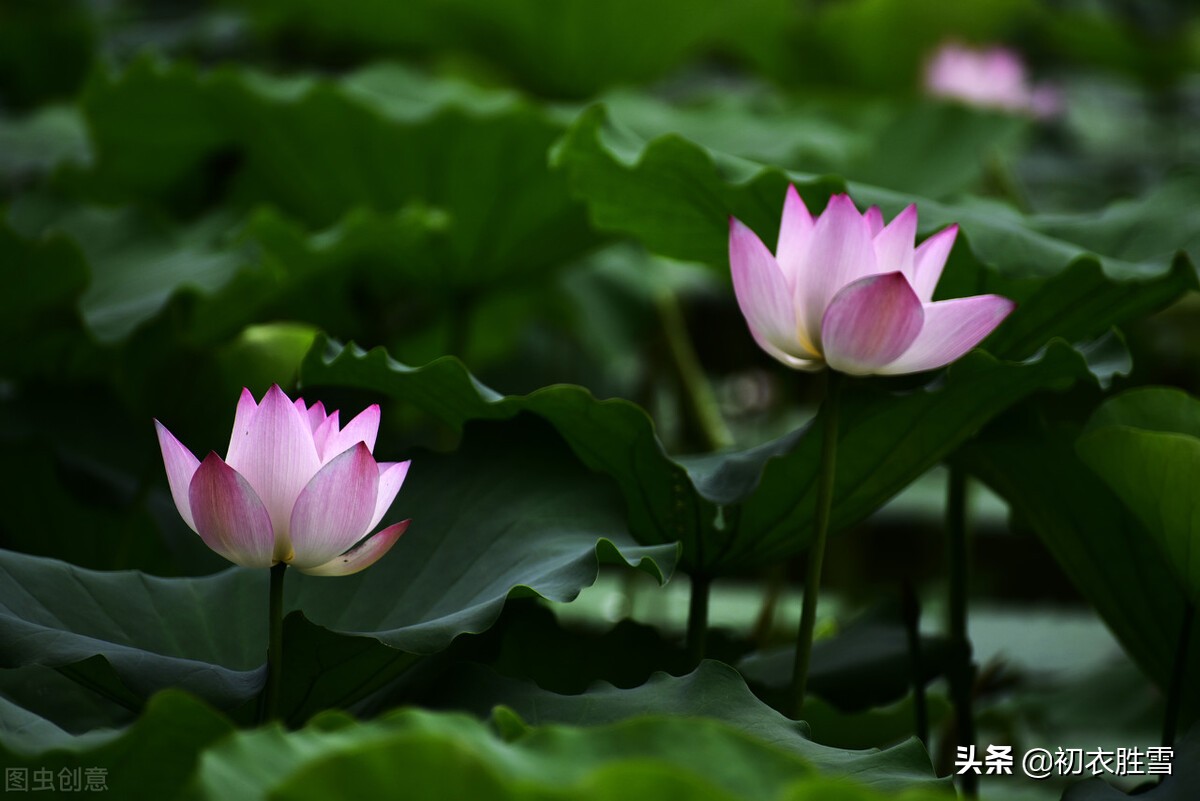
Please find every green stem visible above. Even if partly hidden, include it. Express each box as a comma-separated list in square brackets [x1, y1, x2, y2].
[751, 563, 787, 647]
[1162, 601, 1195, 748]
[790, 370, 843, 718]
[686, 573, 711, 665]
[656, 289, 733, 452]
[902, 581, 929, 748]
[946, 467, 977, 798]
[262, 562, 287, 724]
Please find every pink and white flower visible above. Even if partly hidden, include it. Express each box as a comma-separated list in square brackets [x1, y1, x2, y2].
[729, 187, 1014, 376]
[924, 42, 1061, 118]
[155, 385, 410, 575]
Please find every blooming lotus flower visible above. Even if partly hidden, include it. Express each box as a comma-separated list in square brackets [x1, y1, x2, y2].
[155, 385, 410, 575]
[924, 42, 1061, 119]
[729, 187, 1014, 375]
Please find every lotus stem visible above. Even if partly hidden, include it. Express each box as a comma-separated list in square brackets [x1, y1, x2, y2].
[1163, 601, 1195, 748]
[790, 369, 843, 718]
[902, 580, 929, 747]
[946, 466, 978, 798]
[751, 563, 787, 647]
[656, 288, 733, 453]
[687, 572, 712, 664]
[262, 561, 287, 723]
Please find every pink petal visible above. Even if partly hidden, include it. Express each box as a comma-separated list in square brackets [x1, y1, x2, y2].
[313, 410, 340, 462]
[188, 453, 276, 568]
[305, 401, 327, 433]
[730, 218, 815, 359]
[155, 420, 200, 533]
[288, 442, 380, 569]
[293, 397, 326, 434]
[225, 388, 258, 466]
[911, 225, 957, 302]
[321, 404, 381, 462]
[864, 206, 884, 237]
[298, 520, 409, 577]
[368, 461, 411, 532]
[876, 295, 1016, 375]
[775, 185, 814, 289]
[873, 204, 917, 279]
[225, 384, 321, 549]
[796, 194, 876, 353]
[821, 272, 924, 375]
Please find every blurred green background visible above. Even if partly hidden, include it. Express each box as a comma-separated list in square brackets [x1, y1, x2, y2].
[2, 1, 1199, 798]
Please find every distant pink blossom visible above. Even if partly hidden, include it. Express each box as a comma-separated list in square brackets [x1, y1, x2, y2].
[156, 386, 410, 575]
[729, 186, 1014, 376]
[924, 42, 1061, 118]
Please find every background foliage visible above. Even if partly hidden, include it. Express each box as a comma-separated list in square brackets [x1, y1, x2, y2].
[2, 0, 1199, 799]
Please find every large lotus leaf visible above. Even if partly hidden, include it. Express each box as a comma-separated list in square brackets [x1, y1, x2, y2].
[1, 194, 452, 356]
[957, 414, 1200, 727]
[6, 199, 250, 344]
[0, 690, 232, 801]
[0, 665, 135, 741]
[0, 549, 266, 708]
[284, 418, 673, 651]
[0, 105, 91, 183]
[415, 600, 939, 732]
[182, 205, 444, 346]
[302, 335, 1094, 574]
[192, 693, 949, 801]
[80, 58, 596, 282]
[1077, 388, 1200, 604]
[226, 0, 796, 99]
[421, 661, 945, 794]
[0, 216, 91, 376]
[0, 419, 673, 711]
[74, 57, 233, 207]
[601, 90, 1030, 200]
[550, 106, 1198, 360]
[438, 602, 952, 752]
[29, 60, 600, 348]
[0, 666, 942, 799]
[424, 601, 698, 697]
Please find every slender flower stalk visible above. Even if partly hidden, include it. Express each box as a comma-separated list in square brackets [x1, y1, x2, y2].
[790, 369, 842, 716]
[657, 288, 734, 453]
[263, 562, 287, 722]
[902, 580, 929, 747]
[658, 285, 731, 664]
[946, 467, 978, 799]
[686, 573, 711, 665]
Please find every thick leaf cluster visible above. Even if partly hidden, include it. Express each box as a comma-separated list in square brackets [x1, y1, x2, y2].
[2, 1, 1200, 798]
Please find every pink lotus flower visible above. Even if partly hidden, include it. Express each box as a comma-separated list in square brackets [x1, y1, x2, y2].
[155, 386, 410, 575]
[924, 42, 1061, 118]
[729, 187, 1014, 375]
